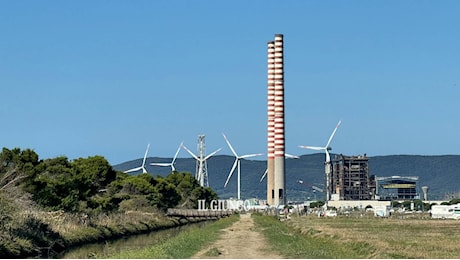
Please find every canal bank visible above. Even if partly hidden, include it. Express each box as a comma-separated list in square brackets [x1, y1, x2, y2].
[15, 211, 206, 259]
[109, 213, 240, 258]
[59, 221, 211, 258]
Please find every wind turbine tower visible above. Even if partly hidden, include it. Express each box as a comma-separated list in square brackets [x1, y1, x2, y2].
[299, 120, 342, 204]
[183, 135, 221, 187]
[222, 133, 263, 200]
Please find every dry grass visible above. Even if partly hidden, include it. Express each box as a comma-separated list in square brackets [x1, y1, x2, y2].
[23, 209, 168, 236]
[287, 214, 460, 258]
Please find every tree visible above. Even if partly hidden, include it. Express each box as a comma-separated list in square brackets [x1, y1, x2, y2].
[24, 155, 119, 212]
[449, 198, 460, 205]
[309, 201, 325, 209]
[26, 156, 75, 210]
[71, 156, 117, 198]
[120, 174, 156, 195]
[166, 172, 201, 208]
[0, 148, 40, 192]
[151, 177, 181, 211]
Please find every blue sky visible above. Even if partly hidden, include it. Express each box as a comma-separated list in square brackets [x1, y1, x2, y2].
[1, 1, 459, 165]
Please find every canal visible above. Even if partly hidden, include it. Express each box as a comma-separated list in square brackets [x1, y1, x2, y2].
[55, 221, 210, 258]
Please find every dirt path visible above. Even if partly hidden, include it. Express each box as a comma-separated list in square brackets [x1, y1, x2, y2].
[192, 213, 283, 259]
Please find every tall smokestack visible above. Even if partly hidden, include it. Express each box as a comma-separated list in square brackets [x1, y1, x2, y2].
[273, 34, 286, 206]
[267, 41, 275, 205]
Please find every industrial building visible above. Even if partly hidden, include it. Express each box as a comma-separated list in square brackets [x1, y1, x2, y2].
[331, 154, 376, 200]
[329, 154, 420, 203]
[375, 176, 419, 201]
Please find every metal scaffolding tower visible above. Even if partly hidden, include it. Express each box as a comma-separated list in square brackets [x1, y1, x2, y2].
[183, 134, 221, 188]
[196, 135, 209, 187]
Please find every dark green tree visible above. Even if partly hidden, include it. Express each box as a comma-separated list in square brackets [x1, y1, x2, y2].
[449, 198, 460, 205]
[150, 177, 181, 211]
[120, 174, 156, 195]
[29, 156, 76, 211]
[166, 172, 201, 208]
[191, 186, 218, 209]
[71, 156, 117, 198]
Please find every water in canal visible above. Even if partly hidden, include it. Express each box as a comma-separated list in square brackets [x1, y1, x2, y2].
[57, 221, 209, 259]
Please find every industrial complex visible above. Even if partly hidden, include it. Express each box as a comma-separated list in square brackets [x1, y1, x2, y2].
[263, 34, 428, 209]
[126, 34, 448, 211]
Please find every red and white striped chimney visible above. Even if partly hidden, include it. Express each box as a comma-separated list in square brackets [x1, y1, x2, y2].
[267, 40, 275, 205]
[266, 34, 286, 206]
[273, 34, 285, 206]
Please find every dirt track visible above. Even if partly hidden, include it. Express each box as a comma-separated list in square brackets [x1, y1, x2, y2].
[192, 213, 282, 259]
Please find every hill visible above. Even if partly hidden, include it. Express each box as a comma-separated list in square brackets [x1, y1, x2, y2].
[113, 154, 460, 201]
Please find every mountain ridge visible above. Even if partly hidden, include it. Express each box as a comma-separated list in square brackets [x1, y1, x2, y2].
[113, 154, 460, 201]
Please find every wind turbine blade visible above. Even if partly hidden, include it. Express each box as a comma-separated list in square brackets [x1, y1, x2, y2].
[171, 142, 182, 164]
[224, 158, 239, 188]
[204, 148, 222, 160]
[326, 120, 342, 148]
[240, 153, 263, 159]
[222, 133, 238, 157]
[150, 163, 171, 167]
[299, 145, 325, 151]
[182, 145, 199, 161]
[285, 153, 299, 159]
[260, 169, 268, 182]
[124, 166, 143, 173]
[142, 143, 150, 167]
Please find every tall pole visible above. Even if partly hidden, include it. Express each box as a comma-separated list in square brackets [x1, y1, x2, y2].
[267, 40, 275, 205]
[273, 34, 286, 206]
[237, 160, 241, 200]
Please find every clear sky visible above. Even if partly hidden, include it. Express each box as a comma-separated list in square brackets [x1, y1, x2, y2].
[1, 1, 459, 165]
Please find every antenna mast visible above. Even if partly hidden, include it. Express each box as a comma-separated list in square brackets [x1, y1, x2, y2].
[196, 134, 209, 187]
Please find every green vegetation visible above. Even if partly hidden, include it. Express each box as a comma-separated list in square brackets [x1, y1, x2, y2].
[109, 214, 239, 258]
[0, 147, 218, 258]
[252, 214, 361, 258]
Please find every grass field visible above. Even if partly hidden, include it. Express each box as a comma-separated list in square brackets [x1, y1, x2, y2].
[280, 214, 460, 258]
[109, 214, 240, 259]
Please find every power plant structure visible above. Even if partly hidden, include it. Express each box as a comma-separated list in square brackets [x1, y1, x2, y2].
[331, 154, 375, 200]
[329, 154, 420, 203]
[375, 175, 419, 201]
[266, 34, 286, 206]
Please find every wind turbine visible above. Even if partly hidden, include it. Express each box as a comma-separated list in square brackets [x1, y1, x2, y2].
[259, 153, 299, 182]
[124, 143, 150, 174]
[182, 144, 221, 187]
[150, 142, 182, 172]
[299, 120, 342, 202]
[222, 133, 263, 200]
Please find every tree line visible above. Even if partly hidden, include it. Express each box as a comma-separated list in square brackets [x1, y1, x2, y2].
[0, 147, 217, 214]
